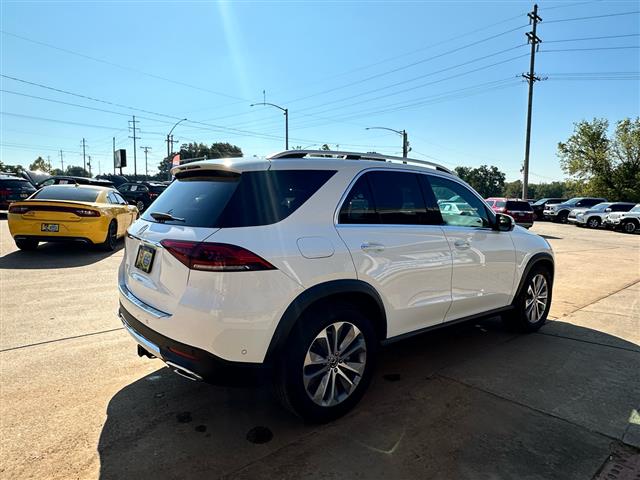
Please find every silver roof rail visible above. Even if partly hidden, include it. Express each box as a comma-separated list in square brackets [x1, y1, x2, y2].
[266, 149, 454, 175]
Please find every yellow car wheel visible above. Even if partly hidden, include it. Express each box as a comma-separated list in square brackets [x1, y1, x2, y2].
[16, 239, 39, 251]
[100, 220, 118, 251]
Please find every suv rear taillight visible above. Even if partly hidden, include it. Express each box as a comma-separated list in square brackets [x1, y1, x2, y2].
[160, 240, 276, 272]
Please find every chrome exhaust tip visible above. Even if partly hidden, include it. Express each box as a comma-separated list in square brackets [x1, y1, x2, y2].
[166, 361, 203, 382]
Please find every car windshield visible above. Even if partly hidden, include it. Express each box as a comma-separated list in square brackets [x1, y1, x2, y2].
[589, 203, 612, 211]
[1, 180, 34, 190]
[564, 198, 582, 205]
[32, 186, 100, 202]
[532, 198, 549, 206]
[630, 205, 640, 213]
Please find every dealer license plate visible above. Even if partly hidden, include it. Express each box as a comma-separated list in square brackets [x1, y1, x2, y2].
[135, 245, 156, 273]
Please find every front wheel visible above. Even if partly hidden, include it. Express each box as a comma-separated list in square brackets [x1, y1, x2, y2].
[275, 302, 377, 423]
[557, 211, 569, 224]
[622, 220, 638, 234]
[586, 217, 601, 229]
[503, 266, 552, 332]
[135, 200, 145, 212]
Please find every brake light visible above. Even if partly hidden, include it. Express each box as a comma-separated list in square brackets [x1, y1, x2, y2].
[160, 240, 276, 272]
[0, 189, 11, 196]
[74, 209, 100, 217]
[8, 205, 29, 214]
[149, 193, 159, 198]
[495, 207, 506, 212]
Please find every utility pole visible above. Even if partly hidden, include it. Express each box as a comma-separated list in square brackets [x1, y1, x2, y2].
[59, 150, 64, 172]
[98, 159, 101, 177]
[129, 116, 140, 177]
[81, 138, 87, 176]
[365, 126, 410, 157]
[112, 137, 116, 175]
[250, 100, 289, 150]
[87, 155, 92, 177]
[140, 146, 152, 178]
[521, 4, 542, 200]
[47, 155, 51, 172]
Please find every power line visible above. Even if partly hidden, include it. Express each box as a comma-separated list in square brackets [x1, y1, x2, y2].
[540, 46, 640, 52]
[544, 10, 640, 23]
[545, 33, 640, 43]
[0, 30, 250, 103]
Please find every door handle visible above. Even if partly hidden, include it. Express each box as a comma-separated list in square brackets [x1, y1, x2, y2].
[454, 239, 471, 250]
[361, 242, 385, 253]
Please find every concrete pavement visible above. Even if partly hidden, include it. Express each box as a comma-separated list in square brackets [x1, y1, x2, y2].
[0, 219, 638, 479]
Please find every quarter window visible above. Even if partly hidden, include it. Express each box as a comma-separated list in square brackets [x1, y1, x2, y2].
[425, 175, 490, 228]
[367, 171, 428, 225]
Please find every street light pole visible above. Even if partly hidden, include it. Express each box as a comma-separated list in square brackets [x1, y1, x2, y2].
[166, 118, 187, 179]
[251, 102, 288, 150]
[366, 127, 409, 157]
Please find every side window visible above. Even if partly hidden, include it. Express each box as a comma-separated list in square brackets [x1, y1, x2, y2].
[40, 179, 55, 186]
[129, 185, 138, 192]
[119, 184, 130, 192]
[425, 175, 491, 228]
[367, 171, 427, 225]
[339, 175, 378, 224]
[612, 204, 628, 212]
[106, 192, 116, 204]
[114, 193, 128, 205]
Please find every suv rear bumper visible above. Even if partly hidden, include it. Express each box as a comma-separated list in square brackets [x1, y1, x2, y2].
[119, 304, 270, 386]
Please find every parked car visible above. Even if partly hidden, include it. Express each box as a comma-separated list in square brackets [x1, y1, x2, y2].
[603, 204, 640, 233]
[37, 176, 115, 188]
[568, 202, 636, 228]
[8, 184, 138, 251]
[0, 174, 37, 212]
[543, 197, 607, 223]
[486, 197, 534, 228]
[117, 181, 167, 212]
[118, 150, 554, 422]
[531, 198, 567, 221]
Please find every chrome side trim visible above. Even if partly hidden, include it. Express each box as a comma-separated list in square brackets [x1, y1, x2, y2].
[120, 313, 161, 356]
[118, 281, 171, 318]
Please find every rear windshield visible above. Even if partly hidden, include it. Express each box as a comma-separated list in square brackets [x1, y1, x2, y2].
[142, 169, 336, 227]
[32, 186, 100, 202]
[149, 184, 167, 193]
[506, 201, 532, 211]
[1, 179, 34, 190]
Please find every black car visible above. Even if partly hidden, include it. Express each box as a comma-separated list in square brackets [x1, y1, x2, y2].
[0, 174, 36, 212]
[531, 198, 567, 220]
[117, 182, 167, 212]
[36, 176, 115, 188]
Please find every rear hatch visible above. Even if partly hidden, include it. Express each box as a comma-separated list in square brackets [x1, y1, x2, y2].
[0, 179, 36, 207]
[505, 200, 533, 223]
[122, 163, 336, 315]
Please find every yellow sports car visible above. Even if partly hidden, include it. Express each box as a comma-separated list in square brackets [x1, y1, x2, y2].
[8, 184, 138, 251]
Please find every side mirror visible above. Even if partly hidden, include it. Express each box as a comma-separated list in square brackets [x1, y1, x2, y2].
[605, 208, 612, 212]
[494, 213, 514, 232]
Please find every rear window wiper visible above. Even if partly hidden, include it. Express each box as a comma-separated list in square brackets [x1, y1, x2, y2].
[149, 211, 185, 223]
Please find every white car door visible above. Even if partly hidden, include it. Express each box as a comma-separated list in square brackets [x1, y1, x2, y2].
[336, 170, 453, 337]
[424, 174, 516, 321]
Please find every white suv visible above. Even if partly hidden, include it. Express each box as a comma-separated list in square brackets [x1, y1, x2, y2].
[118, 150, 554, 422]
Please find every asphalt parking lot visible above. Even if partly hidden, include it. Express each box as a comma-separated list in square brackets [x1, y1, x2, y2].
[1, 219, 638, 479]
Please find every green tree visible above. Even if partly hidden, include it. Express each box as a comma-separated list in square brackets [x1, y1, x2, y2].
[454, 165, 506, 198]
[158, 141, 243, 175]
[557, 117, 640, 202]
[0, 161, 24, 175]
[65, 165, 90, 177]
[29, 156, 51, 173]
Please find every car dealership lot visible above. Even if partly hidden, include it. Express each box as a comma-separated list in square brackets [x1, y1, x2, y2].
[0, 219, 638, 479]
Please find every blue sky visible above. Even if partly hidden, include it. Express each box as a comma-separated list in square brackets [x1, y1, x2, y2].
[1, 0, 638, 181]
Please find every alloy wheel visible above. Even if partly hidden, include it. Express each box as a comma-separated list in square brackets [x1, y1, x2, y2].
[303, 321, 367, 407]
[587, 218, 599, 228]
[525, 274, 548, 324]
[136, 200, 145, 212]
[624, 222, 637, 233]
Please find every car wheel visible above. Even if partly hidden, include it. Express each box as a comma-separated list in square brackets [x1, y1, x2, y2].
[503, 266, 552, 333]
[136, 200, 145, 212]
[100, 220, 118, 251]
[557, 211, 569, 224]
[15, 239, 39, 251]
[622, 220, 638, 234]
[275, 302, 377, 423]
[587, 217, 601, 229]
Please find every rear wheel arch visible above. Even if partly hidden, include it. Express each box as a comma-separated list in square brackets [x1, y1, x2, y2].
[265, 280, 387, 364]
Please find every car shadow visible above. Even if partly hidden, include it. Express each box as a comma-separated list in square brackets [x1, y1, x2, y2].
[539, 234, 562, 240]
[97, 319, 639, 479]
[0, 240, 124, 269]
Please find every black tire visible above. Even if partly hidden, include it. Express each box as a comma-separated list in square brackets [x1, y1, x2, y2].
[15, 238, 39, 251]
[586, 217, 601, 229]
[557, 211, 569, 224]
[135, 200, 145, 212]
[274, 302, 377, 423]
[503, 265, 552, 333]
[100, 220, 118, 251]
[622, 220, 638, 234]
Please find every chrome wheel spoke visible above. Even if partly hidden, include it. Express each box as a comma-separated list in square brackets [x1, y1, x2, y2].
[525, 274, 548, 324]
[303, 321, 367, 407]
